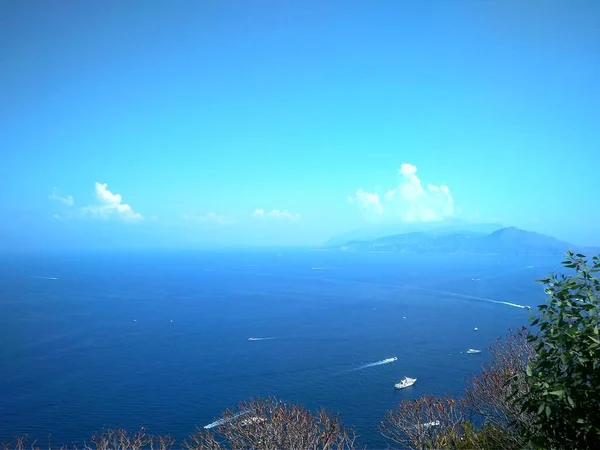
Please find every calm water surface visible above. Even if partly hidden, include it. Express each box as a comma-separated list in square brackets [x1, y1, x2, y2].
[0, 250, 559, 447]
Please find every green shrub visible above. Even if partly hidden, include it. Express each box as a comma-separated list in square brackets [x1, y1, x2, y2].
[515, 251, 600, 449]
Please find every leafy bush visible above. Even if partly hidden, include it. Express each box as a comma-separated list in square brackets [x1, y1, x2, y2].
[516, 251, 600, 449]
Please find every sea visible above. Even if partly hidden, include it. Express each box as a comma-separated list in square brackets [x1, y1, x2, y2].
[0, 249, 561, 448]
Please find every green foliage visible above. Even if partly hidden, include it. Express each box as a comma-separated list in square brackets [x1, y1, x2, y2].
[516, 251, 600, 449]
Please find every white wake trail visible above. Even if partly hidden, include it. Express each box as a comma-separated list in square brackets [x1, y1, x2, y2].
[248, 337, 275, 341]
[351, 357, 398, 371]
[406, 286, 530, 310]
[204, 411, 250, 429]
[488, 301, 531, 309]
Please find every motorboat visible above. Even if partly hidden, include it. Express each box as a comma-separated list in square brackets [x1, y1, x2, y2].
[395, 376, 417, 389]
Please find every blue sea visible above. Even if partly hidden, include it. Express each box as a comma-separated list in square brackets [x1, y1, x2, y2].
[0, 249, 560, 448]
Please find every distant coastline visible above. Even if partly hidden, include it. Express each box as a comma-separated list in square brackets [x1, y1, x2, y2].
[325, 224, 598, 256]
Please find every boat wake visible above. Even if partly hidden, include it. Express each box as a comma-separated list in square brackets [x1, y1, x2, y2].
[33, 276, 58, 280]
[248, 337, 274, 341]
[351, 357, 398, 371]
[407, 286, 530, 310]
[204, 411, 250, 429]
[488, 300, 531, 309]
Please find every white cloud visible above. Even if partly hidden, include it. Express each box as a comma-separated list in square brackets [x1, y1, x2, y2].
[350, 163, 454, 222]
[252, 209, 301, 221]
[348, 189, 383, 216]
[81, 182, 143, 222]
[49, 188, 74, 206]
[200, 212, 226, 224]
[184, 212, 232, 225]
[52, 213, 64, 221]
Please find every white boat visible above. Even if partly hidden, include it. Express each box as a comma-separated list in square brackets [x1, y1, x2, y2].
[395, 376, 417, 389]
[473, 327, 478, 331]
[467, 348, 481, 354]
[414, 420, 441, 430]
[240, 417, 266, 427]
[423, 420, 440, 428]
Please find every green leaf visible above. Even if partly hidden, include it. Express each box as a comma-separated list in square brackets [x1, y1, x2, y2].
[526, 365, 532, 377]
[545, 405, 551, 417]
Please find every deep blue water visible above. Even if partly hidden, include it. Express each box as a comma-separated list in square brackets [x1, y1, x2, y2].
[0, 250, 560, 447]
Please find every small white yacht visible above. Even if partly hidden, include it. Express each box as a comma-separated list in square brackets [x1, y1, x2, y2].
[473, 327, 478, 331]
[395, 376, 417, 389]
[467, 348, 482, 354]
[240, 417, 266, 427]
[416, 420, 441, 429]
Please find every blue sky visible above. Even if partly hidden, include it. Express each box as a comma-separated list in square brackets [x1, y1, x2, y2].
[1, 0, 599, 249]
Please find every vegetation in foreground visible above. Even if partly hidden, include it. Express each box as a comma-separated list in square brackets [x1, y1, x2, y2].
[4, 252, 599, 450]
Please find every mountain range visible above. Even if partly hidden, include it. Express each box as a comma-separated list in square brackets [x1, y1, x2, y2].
[323, 219, 504, 247]
[325, 222, 596, 256]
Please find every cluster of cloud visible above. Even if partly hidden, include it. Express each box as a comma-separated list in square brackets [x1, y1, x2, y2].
[49, 182, 143, 222]
[182, 209, 301, 225]
[81, 182, 143, 221]
[50, 167, 451, 229]
[49, 183, 303, 228]
[252, 209, 301, 221]
[349, 163, 454, 222]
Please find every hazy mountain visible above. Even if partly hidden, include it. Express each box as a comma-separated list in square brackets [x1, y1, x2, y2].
[324, 219, 504, 247]
[331, 226, 586, 256]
